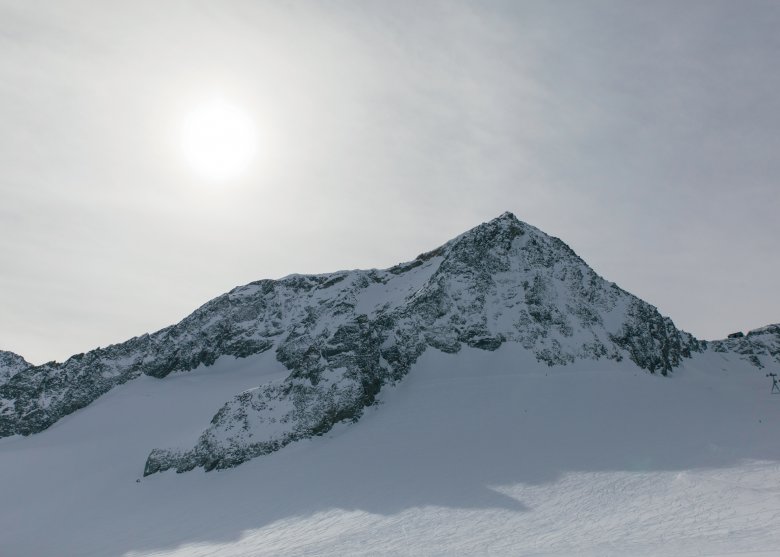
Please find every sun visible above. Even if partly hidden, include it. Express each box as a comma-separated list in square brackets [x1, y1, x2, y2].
[179, 99, 258, 182]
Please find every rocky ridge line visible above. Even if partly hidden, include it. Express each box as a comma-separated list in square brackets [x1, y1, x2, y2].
[0, 351, 31, 385]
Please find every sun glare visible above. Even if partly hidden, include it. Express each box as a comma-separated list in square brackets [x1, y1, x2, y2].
[180, 99, 258, 182]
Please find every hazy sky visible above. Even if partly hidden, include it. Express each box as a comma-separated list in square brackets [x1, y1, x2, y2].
[1, 0, 778, 364]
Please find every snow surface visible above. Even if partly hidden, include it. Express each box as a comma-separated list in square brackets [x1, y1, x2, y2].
[1, 345, 780, 556]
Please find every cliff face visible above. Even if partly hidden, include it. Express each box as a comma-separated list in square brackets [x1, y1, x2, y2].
[0, 351, 30, 385]
[0, 213, 708, 473]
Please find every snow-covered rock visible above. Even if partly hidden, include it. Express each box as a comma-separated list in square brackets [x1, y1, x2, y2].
[709, 323, 780, 368]
[0, 350, 30, 385]
[0, 211, 759, 476]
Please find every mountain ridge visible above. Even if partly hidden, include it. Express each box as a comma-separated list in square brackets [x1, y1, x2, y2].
[0, 212, 776, 476]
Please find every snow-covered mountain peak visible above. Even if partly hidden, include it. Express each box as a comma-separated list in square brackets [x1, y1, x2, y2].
[2, 213, 779, 557]
[0, 212, 724, 474]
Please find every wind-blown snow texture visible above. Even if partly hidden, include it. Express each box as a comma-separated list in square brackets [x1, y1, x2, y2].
[0, 212, 775, 478]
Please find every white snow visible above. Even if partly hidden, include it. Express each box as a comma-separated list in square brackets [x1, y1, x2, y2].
[1, 346, 780, 556]
[354, 258, 443, 316]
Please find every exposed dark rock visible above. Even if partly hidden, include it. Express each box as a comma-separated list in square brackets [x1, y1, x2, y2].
[0, 350, 30, 385]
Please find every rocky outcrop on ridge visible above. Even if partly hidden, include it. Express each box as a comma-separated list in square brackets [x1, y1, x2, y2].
[709, 324, 780, 369]
[0, 351, 30, 385]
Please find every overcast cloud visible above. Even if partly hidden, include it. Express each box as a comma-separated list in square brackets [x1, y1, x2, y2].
[1, 0, 778, 364]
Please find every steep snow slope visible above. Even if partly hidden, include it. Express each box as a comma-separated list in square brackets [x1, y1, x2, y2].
[1, 213, 703, 475]
[0, 345, 779, 557]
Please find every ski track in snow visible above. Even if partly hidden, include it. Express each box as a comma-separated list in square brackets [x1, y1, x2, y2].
[1, 346, 780, 556]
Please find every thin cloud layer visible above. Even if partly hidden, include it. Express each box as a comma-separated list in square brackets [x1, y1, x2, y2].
[0, 0, 778, 363]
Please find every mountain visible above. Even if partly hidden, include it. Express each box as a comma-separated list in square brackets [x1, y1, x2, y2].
[2, 212, 780, 557]
[0, 212, 775, 478]
[0, 350, 30, 385]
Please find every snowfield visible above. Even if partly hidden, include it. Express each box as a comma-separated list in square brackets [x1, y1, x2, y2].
[1, 344, 779, 557]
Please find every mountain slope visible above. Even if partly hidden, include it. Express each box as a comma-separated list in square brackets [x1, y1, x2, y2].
[1, 212, 780, 557]
[0, 213, 701, 474]
[144, 213, 704, 475]
[0, 213, 704, 474]
[1, 343, 779, 557]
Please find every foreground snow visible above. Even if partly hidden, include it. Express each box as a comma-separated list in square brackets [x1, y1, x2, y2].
[1, 345, 779, 556]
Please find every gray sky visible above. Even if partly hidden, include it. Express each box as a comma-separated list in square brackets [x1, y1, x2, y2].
[1, 0, 778, 365]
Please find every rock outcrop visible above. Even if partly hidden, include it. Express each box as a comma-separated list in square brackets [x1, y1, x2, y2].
[710, 324, 780, 369]
[0, 350, 30, 385]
